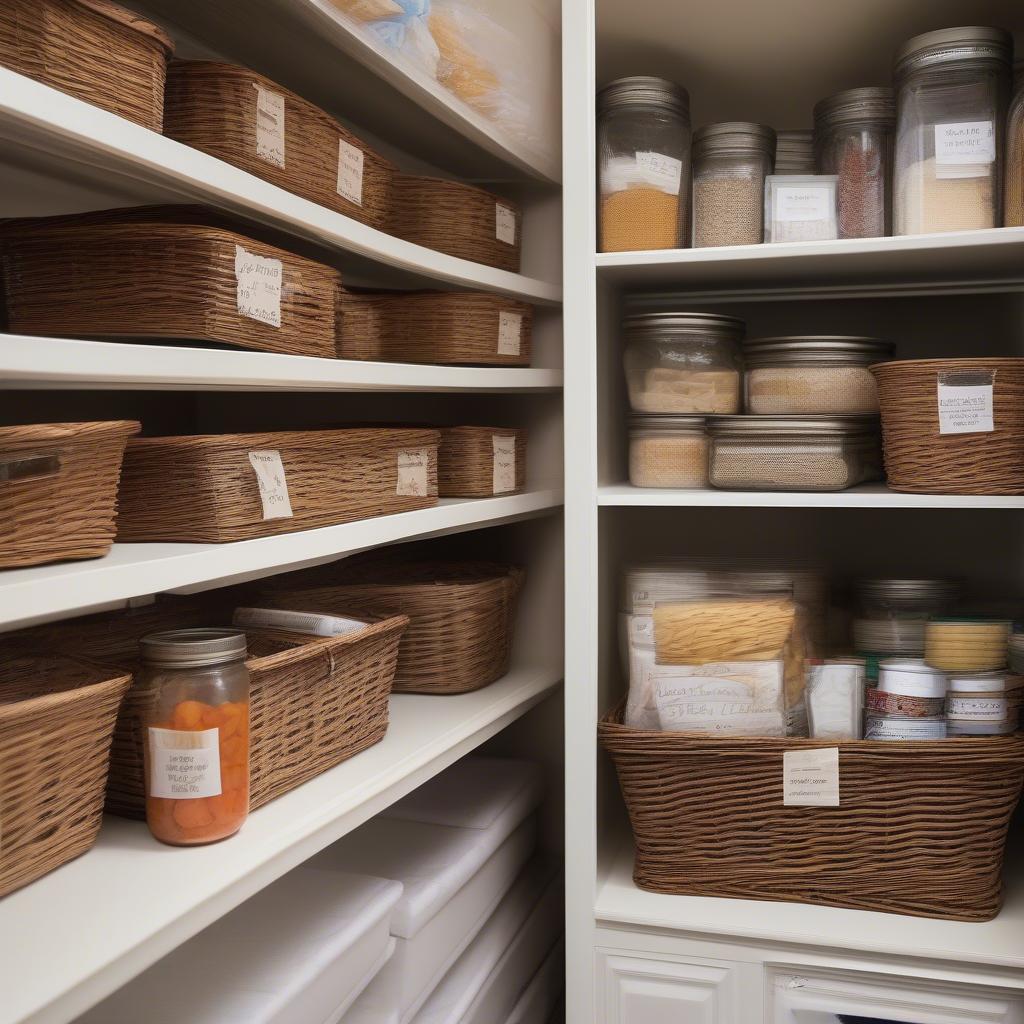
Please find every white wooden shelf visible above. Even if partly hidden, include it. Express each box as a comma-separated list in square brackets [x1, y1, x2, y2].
[0, 668, 562, 1024]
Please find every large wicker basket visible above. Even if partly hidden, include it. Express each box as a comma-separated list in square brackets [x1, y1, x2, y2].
[116, 427, 439, 543]
[438, 426, 528, 498]
[599, 703, 1024, 921]
[0, 0, 172, 131]
[0, 654, 131, 897]
[0, 205, 342, 358]
[164, 61, 393, 230]
[1, 420, 140, 569]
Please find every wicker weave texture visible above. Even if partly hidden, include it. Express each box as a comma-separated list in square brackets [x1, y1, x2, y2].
[437, 426, 527, 497]
[599, 704, 1024, 920]
[164, 61, 393, 230]
[0, 655, 130, 896]
[0, 0, 171, 130]
[0, 420, 140, 569]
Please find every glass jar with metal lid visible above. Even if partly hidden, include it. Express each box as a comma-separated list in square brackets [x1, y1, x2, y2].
[597, 76, 691, 253]
[139, 628, 251, 846]
[856, 578, 962, 617]
[623, 311, 744, 414]
[1006, 65, 1024, 226]
[893, 26, 1012, 235]
[706, 415, 882, 491]
[814, 87, 896, 238]
[628, 415, 708, 488]
[692, 122, 776, 247]
[743, 336, 895, 415]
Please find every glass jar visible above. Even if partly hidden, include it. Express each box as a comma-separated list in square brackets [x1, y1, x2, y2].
[814, 87, 896, 238]
[743, 336, 894, 414]
[893, 26, 1012, 235]
[139, 628, 250, 846]
[623, 311, 744, 414]
[628, 415, 708, 488]
[692, 122, 776, 247]
[1006, 74, 1024, 226]
[597, 77, 691, 253]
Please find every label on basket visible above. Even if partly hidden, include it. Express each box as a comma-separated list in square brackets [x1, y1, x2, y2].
[235, 245, 283, 328]
[934, 121, 995, 178]
[635, 151, 683, 195]
[783, 747, 840, 807]
[247, 450, 293, 519]
[937, 373, 994, 435]
[498, 311, 523, 356]
[148, 727, 222, 799]
[492, 435, 517, 494]
[254, 84, 286, 168]
[337, 138, 364, 206]
[396, 447, 430, 496]
[495, 203, 517, 245]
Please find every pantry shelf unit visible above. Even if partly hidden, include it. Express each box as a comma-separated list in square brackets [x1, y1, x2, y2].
[0, 668, 562, 1024]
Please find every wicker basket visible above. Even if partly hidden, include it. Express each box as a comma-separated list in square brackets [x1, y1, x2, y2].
[1, 420, 140, 569]
[0, 0, 172, 131]
[164, 61, 394, 230]
[262, 561, 525, 694]
[871, 358, 1024, 495]
[339, 290, 534, 366]
[0, 654, 131, 897]
[0, 205, 342, 358]
[390, 175, 522, 272]
[116, 427, 439, 543]
[438, 426, 527, 498]
[599, 703, 1024, 921]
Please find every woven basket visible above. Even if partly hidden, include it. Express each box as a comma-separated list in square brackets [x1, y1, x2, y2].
[599, 703, 1024, 921]
[390, 175, 522, 272]
[871, 358, 1024, 495]
[438, 426, 527, 498]
[0, 0, 171, 131]
[0, 205, 342, 358]
[164, 61, 393, 230]
[262, 561, 525, 694]
[116, 427, 439, 543]
[339, 290, 534, 366]
[0, 654, 131, 897]
[0, 420, 140, 569]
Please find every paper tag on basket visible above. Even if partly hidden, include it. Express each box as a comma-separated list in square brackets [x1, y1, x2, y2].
[254, 84, 286, 168]
[248, 450, 293, 519]
[396, 447, 430, 496]
[498, 311, 523, 356]
[148, 727, 222, 799]
[937, 374, 994, 435]
[496, 203, 517, 245]
[235, 245, 283, 328]
[337, 138, 364, 205]
[783, 747, 840, 807]
[934, 121, 995, 178]
[635, 151, 683, 195]
[492, 435, 517, 494]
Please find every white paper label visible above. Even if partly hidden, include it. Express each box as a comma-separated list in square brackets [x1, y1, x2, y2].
[148, 727, 222, 799]
[628, 614, 653, 646]
[937, 381, 994, 435]
[775, 185, 832, 222]
[635, 151, 683, 195]
[235, 245, 283, 328]
[947, 695, 1009, 721]
[248, 450, 293, 520]
[935, 121, 995, 171]
[497, 311, 523, 356]
[254, 84, 285, 168]
[396, 448, 430, 496]
[492, 435, 517, 494]
[495, 203, 517, 245]
[337, 138, 364, 205]
[783, 747, 840, 807]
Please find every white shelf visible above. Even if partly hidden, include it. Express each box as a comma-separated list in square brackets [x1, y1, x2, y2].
[0, 335, 563, 393]
[0, 668, 562, 1024]
[0, 491, 563, 631]
[0, 71, 561, 305]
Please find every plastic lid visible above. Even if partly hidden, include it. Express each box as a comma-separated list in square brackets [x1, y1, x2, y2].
[623, 311, 746, 340]
[706, 414, 880, 437]
[894, 26, 1012, 77]
[813, 87, 896, 129]
[693, 122, 776, 158]
[948, 671, 1011, 692]
[743, 336, 894, 368]
[629, 414, 707, 432]
[140, 628, 248, 668]
[598, 77, 690, 121]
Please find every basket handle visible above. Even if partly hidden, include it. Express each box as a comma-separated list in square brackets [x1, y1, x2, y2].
[0, 452, 62, 484]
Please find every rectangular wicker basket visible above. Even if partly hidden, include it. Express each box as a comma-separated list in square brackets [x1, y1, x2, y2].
[164, 61, 394, 231]
[438, 426, 527, 498]
[116, 427, 440, 543]
[0, 205, 342, 358]
[599, 703, 1024, 921]
[0, 0, 172, 131]
[1, 420, 140, 569]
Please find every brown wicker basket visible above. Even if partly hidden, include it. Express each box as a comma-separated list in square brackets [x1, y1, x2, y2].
[438, 426, 527, 497]
[871, 358, 1024, 495]
[599, 703, 1024, 921]
[262, 561, 525, 694]
[0, 206, 342, 359]
[1, 420, 140, 569]
[390, 175, 522, 272]
[0, 0, 172, 131]
[164, 61, 394, 230]
[116, 427, 439, 543]
[0, 654, 131, 897]
[339, 290, 534, 366]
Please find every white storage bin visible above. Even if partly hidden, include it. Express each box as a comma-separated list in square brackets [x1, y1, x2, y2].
[504, 938, 565, 1024]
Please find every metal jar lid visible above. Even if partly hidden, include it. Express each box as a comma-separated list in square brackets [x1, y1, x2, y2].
[743, 336, 895, 368]
[813, 87, 896, 130]
[629, 414, 707, 433]
[140, 628, 248, 668]
[693, 122, 776, 159]
[706, 414, 880, 438]
[624, 311, 746, 342]
[598, 77, 690, 121]
[894, 26, 1012, 78]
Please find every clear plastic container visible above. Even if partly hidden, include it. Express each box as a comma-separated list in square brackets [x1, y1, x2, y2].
[598, 77, 691, 252]
[893, 26, 1012, 235]
[1006, 75, 1024, 226]
[623, 311, 744, 414]
[628, 415, 708, 488]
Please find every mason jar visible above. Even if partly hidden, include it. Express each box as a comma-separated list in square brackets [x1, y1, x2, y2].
[1006, 72, 1024, 226]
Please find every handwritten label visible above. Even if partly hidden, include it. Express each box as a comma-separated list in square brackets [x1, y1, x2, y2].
[254, 84, 285, 168]
[248, 450, 293, 520]
[337, 138, 364, 205]
[396, 448, 429, 496]
[935, 121, 995, 177]
[498, 311, 522, 356]
[636, 151, 683, 195]
[148, 727, 222, 798]
[937, 380, 994, 435]
[775, 185, 833, 222]
[492, 435, 517, 493]
[495, 204, 517, 245]
[235, 245, 283, 328]
[783, 747, 840, 807]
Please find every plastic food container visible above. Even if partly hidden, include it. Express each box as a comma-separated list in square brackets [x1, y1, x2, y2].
[853, 618, 926, 655]
[946, 671, 1017, 724]
[763, 174, 838, 242]
[856, 577, 962, 616]
[628, 415, 708, 488]
[864, 712, 948, 741]
[925, 618, 1012, 671]
[877, 657, 948, 698]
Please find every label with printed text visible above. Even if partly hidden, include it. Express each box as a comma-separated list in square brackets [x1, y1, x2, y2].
[148, 727, 222, 799]
[248, 450, 293, 520]
[495, 204, 517, 245]
[492, 435, 517, 494]
[498, 311, 522, 356]
[254, 85, 285, 168]
[783, 747, 840, 807]
[935, 121, 995, 176]
[337, 138, 364, 205]
[937, 380, 994, 435]
[235, 245, 283, 328]
[397, 448, 430, 496]
[635, 151, 683, 195]
[775, 185, 833, 222]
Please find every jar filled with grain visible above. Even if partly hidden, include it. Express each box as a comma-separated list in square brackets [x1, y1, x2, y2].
[692, 122, 776, 247]
[628, 415, 708, 488]
[623, 311, 745, 414]
[597, 77, 691, 253]
[894, 27, 1012, 235]
[1005, 70, 1024, 226]
[814, 87, 896, 238]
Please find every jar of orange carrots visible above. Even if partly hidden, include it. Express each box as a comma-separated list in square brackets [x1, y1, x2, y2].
[139, 629, 251, 846]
